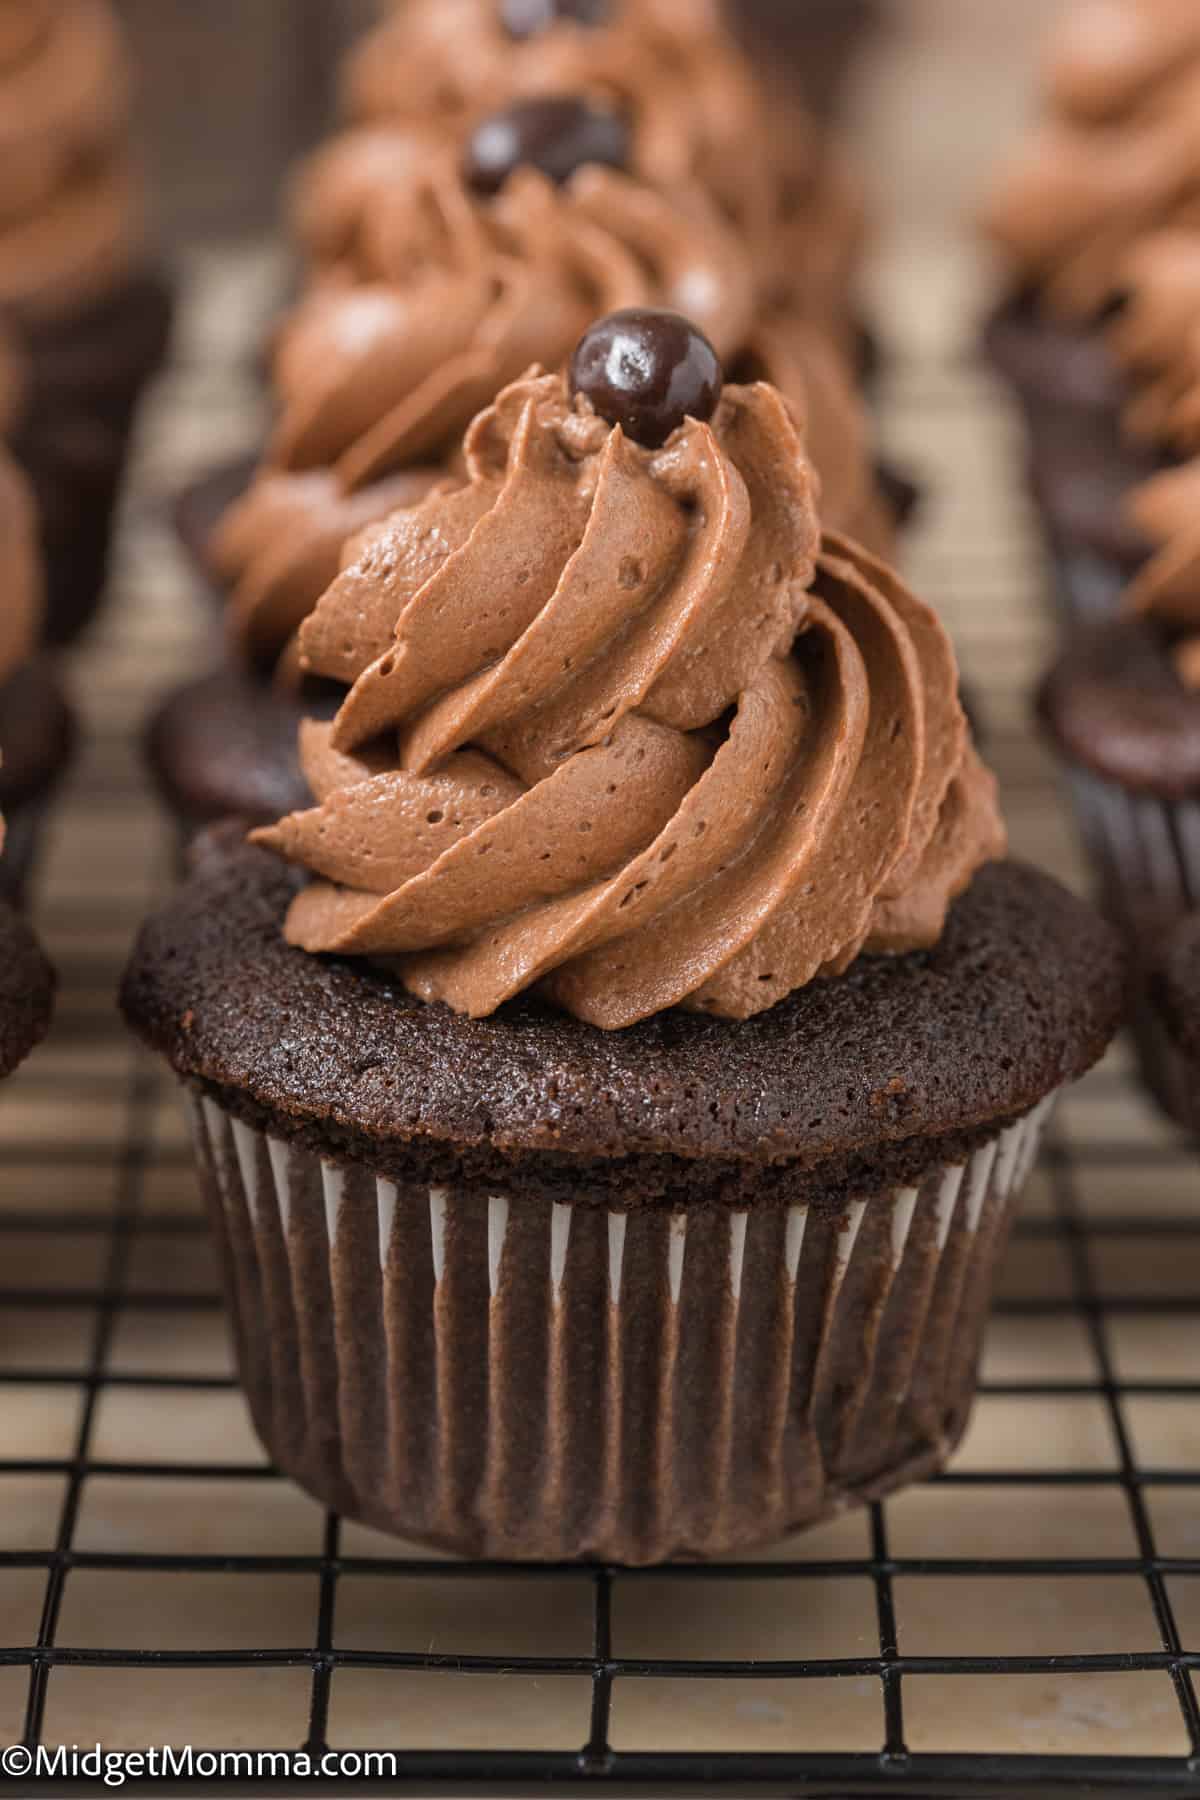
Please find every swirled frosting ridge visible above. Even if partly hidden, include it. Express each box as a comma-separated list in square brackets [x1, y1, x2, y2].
[254, 369, 1003, 1028]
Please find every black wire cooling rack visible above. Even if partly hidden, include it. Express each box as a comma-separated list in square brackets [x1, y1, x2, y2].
[2, 1005, 1199, 1796]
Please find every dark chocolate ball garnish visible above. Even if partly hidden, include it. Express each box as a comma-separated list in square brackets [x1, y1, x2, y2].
[570, 310, 724, 449]
[501, 0, 610, 37]
[464, 95, 628, 196]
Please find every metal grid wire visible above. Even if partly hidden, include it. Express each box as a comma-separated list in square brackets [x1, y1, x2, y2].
[0, 250, 1198, 1792]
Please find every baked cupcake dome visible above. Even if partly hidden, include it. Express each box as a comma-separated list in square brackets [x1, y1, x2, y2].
[125, 316, 1125, 1562]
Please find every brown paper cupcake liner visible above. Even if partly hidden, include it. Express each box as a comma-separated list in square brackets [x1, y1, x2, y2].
[184, 1087, 1054, 1565]
[1066, 766, 1200, 1128]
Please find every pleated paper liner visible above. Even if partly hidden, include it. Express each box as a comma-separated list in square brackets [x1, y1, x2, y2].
[185, 1090, 1055, 1566]
[1066, 765, 1200, 1132]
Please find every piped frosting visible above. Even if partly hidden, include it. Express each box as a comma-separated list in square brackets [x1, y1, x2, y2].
[254, 366, 1003, 1028]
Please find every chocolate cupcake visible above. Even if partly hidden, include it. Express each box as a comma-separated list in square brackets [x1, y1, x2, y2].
[980, 0, 1200, 616]
[123, 320, 1124, 1563]
[0, 0, 173, 644]
[0, 437, 73, 904]
[153, 112, 893, 837]
[1153, 914, 1200, 1136]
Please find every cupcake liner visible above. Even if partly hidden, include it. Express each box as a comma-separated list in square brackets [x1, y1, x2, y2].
[185, 1089, 1054, 1565]
[1065, 766, 1200, 1127]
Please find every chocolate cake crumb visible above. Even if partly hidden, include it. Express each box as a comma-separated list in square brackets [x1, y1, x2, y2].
[121, 837, 1125, 1209]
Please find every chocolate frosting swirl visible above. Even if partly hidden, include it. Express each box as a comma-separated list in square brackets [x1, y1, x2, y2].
[982, 0, 1200, 319]
[0, 0, 141, 318]
[254, 370, 1002, 1029]
[217, 156, 882, 670]
[327, 0, 863, 334]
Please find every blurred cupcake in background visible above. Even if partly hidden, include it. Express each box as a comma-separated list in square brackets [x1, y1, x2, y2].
[0, 350, 74, 904]
[0, 0, 173, 644]
[152, 93, 896, 839]
[123, 312, 1123, 1565]
[1003, 12, 1200, 1124]
[1039, 469, 1200, 1125]
[338, 0, 867, 342]
[981, 0, 1200, 614]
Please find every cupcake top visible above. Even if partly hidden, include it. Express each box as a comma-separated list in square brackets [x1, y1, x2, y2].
[328, 0, 863, 331]
[215, 132, 880, 672]
[982, 0, 1200, 320]
[254, 314, 1004, 1031]
[0, 0, 142, 319]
